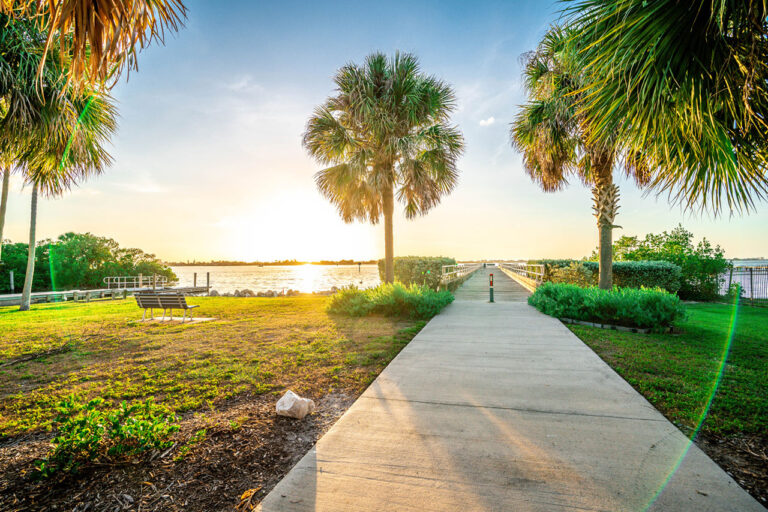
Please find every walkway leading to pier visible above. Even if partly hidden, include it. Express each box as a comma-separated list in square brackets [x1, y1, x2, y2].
[257, 268, 762, 511]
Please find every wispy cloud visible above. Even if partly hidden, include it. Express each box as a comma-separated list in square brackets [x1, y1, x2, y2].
[479, 116, 496, 127]
[223, 74, 264, 94]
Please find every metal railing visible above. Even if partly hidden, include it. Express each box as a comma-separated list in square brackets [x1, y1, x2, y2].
[721, 266, 768, 305]
[497, 262, 545, 292]
[103, 275, 169, 289]
[441, 263, 483, 284]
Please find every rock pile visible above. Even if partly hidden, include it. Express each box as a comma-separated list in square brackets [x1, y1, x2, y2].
[208, 289, 301, 298]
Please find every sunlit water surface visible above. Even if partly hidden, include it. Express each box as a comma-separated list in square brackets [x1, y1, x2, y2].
[171, 265, 380, 294]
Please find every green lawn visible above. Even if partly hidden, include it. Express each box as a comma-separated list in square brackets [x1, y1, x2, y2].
[569, 302, 768, 437]
[0, 296, 423, 436]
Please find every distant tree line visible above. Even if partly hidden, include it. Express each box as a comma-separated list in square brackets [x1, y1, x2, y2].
[0, 233, 176, 293]
[166, 259, 378, 266]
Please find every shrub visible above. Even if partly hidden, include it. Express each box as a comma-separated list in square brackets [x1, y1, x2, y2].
[35, 396, 179, 477]
[534, 259, 681, 293]
[549, 263, 594, 287]
[528, 282, 686, 330]
[590, 226, 730, 300]
[328, 283, 454, 319]
[377, 256, 456, 290]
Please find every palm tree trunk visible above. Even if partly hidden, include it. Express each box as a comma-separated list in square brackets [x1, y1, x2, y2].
[382, 185, 395, 284]
[0, 167, 10, 261]
[19, 184, 37, 311]
[591, 153, 619, 290]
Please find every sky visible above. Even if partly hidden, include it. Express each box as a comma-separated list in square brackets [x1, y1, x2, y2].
[2, 0, 767, 262]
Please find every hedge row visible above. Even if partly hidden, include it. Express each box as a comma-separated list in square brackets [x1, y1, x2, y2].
[327, 283, 454, 319]
[531, 259, 681, 293]
[377, 256, 456, 290]
[528, 282, 686, 330]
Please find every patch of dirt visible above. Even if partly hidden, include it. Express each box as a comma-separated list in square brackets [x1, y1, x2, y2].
[0, 392, 356, 512]
[696, 432, 768, 506]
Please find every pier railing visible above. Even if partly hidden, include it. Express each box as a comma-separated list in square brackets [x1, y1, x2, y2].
[441, 263, 483, 285]
[497, 262, 545, 292]
[103, 275, 170, 289]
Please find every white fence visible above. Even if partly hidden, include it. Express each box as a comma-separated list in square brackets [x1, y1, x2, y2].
[440, 263, 483, 285]
[103, 275, 170, 289]
[497, 262, 545, 292]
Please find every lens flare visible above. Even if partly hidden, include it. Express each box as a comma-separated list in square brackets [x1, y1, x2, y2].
[643, 292, 741, 510]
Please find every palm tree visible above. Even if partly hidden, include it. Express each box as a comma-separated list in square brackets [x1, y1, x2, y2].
[1, 0, 186, 86]
[18, 88, 116, 311]
[564, 0, 768, 213]
[511, 27, 647, 289]
[0, 12, 69, 260]
[303, 52, 464, 283]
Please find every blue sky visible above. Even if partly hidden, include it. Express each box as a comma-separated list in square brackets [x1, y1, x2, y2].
[2, 0, 766, 261]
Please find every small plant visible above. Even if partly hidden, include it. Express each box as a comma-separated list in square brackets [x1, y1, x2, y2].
[528, 282, 686, 330]
[175, 428, 207, 461]
[328, 283, 454, 319]
[35, 396, 178, 477]
[725, 283, 744, 302]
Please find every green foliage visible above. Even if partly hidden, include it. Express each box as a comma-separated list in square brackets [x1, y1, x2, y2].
[549, 262, 594, 287]
[377, 256, 456, 290]
[592, 226, 729, 300]
[534, 259, 681, 293]
[35, 396, 178, 477]
[328, 283, 454, 320]
[0, 232, 176, 293]
[566, 0, 768, 213]
[528, 282, 685, 330]
[303, 52, 464, 225]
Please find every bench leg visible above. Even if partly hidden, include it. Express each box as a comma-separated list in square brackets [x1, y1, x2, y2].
[169, 309, 173, 321]
[142, 309, 147, 321]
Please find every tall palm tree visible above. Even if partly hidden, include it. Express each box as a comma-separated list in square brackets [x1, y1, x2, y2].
[1, 0, 186, 86]
[511, 27, 647, 289]
[303, 52, 464, 283]
[564, 0, 768, 213]
[18, 88, 116, 311]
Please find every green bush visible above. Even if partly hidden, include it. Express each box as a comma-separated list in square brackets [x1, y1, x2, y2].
[590, 226, 730, 300]
[377, 256, 455, 290]
[533, 259, 681, 293]
[35, 396, 179, 477]
[549, 263, 594, 287]
[528, 282, 686, 330]
[328, 283, 454, 319]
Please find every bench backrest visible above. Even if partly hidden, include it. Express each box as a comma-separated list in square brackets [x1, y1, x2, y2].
[135, 292, 188, 309]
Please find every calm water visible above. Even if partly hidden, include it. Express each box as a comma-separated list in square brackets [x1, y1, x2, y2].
[171, 265, 380, 294]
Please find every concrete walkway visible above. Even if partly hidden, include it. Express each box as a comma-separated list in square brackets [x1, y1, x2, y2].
[258, 269, 763, 511]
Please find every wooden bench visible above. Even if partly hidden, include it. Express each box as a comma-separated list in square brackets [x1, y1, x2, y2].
[135, 291, 199, 323]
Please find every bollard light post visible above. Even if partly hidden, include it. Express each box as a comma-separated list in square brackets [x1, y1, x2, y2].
[489, 273, 494, 303]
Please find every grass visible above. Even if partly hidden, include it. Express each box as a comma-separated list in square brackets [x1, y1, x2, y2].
[568, 302, 768, 437]
[0, 296, 424, 437]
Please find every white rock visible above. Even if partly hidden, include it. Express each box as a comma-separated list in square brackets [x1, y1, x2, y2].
[276, 390, 316, 419]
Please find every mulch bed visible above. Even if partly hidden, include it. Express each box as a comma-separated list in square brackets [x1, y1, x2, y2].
[696, 432, 768, 505]
[0, 392, 355, 512]
[1, 394, 765, 510]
